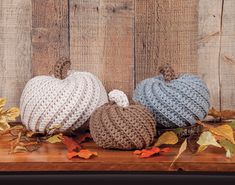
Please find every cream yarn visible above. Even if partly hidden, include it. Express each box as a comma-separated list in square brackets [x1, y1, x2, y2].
[108, 89, 129, 107]
[20, 71, 108, 134]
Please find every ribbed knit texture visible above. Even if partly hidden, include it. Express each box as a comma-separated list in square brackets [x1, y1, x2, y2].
[133, 74, 210, 128]
[90, 90, 156, 150]
[20, 71, 108, 134]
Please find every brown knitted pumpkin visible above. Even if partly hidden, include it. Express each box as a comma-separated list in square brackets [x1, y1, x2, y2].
[89, 89, 156, 150]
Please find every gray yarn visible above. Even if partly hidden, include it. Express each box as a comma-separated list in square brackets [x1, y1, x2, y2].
[133, 74, 210, 128]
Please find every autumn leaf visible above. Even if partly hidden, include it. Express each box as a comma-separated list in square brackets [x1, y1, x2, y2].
[133, 150, 142, 155]
[10, 132, 22, 153]
[208, 107, 235, 120]
[46, 124, 62, 134]
[62, 136, 81, 152]
[210, 125, 235, 144]
[226, 150, 232, 158]
[46, 134, 62, 144]
[170, 139, 187, 168]
[197, 131, 221, 148]
[160, 147, 171, 153]
[133, 147, 170, 158]
[3, 107, 20, 121]
[173, 128, 184, 134]
[155, 131, 178, 147]
[8, 125, 24, 136]
[220, 139, 235, 158]
[67, 150, 98, 160]
[140, 147, 161, 158]
[199, 122, 235, 144]
[0, 98, 6, 108]
[228, 121, 235, 129]
[0, 118, 10, 132]
[196, 145, 208, 154]
[77, 133, 92, 144]
[12, 146, 27, 153]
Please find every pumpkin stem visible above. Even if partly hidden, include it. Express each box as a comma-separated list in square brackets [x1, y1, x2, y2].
[158, 63, 176, 82]
[54, 57, 71, 79]
[108, 89, 129, 107]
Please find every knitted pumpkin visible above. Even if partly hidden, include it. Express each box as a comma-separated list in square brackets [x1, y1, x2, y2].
[20, 58, 108, 134]
[90, 89, 156, 150]
[133, 64, 210, 129]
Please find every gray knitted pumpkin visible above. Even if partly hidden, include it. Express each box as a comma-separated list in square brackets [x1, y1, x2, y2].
[90, 90, 156, 150]
[133, 64, 210, 129]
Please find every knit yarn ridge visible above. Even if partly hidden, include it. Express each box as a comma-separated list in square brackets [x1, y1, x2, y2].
[20, 71, 108, 134]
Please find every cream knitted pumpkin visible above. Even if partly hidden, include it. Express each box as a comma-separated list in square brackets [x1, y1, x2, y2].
[20, 59, 108, 134]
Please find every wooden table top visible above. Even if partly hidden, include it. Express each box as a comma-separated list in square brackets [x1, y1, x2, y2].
[0, 135, 235, 172]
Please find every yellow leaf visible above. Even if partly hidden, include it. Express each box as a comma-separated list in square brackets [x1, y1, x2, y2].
[197, 131, 221, 148]
[46, 134, 62, 144]
[196, 145, 208, 154]
[220, 139, 235, 158]
[0, 118, 10, 132]
[210, 125, 235, 144]
[0, 98, 6, 108]
[170, 139, 187, 168]
[155, 131, 178, 147]
[4, 107, 20, 121]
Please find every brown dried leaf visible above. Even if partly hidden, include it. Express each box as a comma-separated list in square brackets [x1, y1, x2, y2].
[62, 136, 82, 152]
[208, 107, 235, 120]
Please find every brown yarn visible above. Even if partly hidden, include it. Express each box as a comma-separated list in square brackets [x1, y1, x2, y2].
[54, 57, 71, 79]
[158, 63, 176, 82]
[89, 103, 156, 150]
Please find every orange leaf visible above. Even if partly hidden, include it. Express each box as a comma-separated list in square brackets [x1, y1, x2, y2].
[133, 150, 142, 155]
[161, 147, 171, 153]
[62, 136, 81, 152]
[67, 150, 98, 160]
[134, 147, 171, 158]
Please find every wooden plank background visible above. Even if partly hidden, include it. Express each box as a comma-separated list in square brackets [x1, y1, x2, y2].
[0, 0, 234, 111]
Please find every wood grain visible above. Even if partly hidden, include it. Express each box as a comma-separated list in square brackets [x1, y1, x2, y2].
[135, 0, 198, 84]
[31, 0, 69, 76]
[220, 0, 235, 110]
[70, 0, 134, 98]
[198, 0, 222, 109]
[0, 0, 32, 108]
[0, 134, 234, 172]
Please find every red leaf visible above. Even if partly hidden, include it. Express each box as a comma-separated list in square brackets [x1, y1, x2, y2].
[62, 136, 81, 152]
[67, 150, 98, 160]
[77, 133, 92, 144]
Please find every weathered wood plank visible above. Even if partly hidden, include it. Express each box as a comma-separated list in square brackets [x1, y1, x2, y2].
[135, 0, 198, 85]
[70, 0, 134, 97]
[198, 0, 222, 109]
[31, 0, 69, 76]
[0, 0, 32, 107]
[220, 0, 235, 110]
